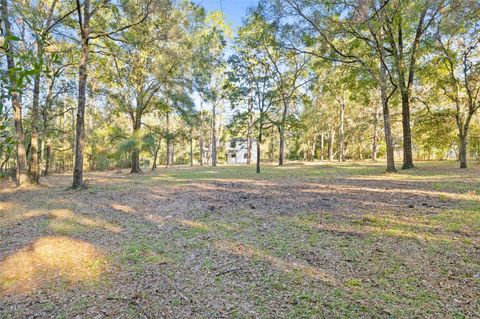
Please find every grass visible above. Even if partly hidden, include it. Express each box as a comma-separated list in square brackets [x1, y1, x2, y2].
[0, 160, 479, 318]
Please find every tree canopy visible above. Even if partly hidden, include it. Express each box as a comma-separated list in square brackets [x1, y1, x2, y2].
[1, 0, 479, 186]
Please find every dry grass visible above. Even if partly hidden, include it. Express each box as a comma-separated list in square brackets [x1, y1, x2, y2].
[0, 161, 479, 318]
[0, 236, 107, 295]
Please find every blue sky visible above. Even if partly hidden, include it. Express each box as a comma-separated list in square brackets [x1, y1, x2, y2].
[199, 0, 258, 29]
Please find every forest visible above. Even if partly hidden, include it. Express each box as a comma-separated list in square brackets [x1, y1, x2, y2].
[0, 0, 479, 318]
[0, 0, 479, 184]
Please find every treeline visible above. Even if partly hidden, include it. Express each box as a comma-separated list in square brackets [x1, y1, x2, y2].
[1, 0, 479, 187]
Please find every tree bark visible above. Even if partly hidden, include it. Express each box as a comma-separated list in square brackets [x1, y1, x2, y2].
[151, 142, 160, 171]
[30, 42, 43, 184]
[311, 136, 316, 161]
[199, 135, 204, 166]
[45, 138, 51, 175]
[72, 0, 90, 188]
[1, 153, 10, 171]
[400, 90, 414, 169]
[338, 96, 345, 162]
[29, 0, 57, 181]
[328, 126, 335, 161]
[211, 103, 217, 167]
[379, 64, 397, 172]
[247, 137, 252, 165]
[320, 132, 324, 161]
[42, 78, 54, 175]
[166, 111, 171, 167]
[278, 126, 285, 165]
[459, 134, 467, 169]
[39, 138, 45, 172]
[131, 148, 140, 173]
[270, 126, 275, 162]
[190, 127, 194, 166]
[1, 0, 28, 187]
[256, 124, 262, 174]
[372, 101, 379, 161]
[130, 115, 142, 173]
[247, 98, 253, 165]
[278, 98, 288, 166]
[71, 106, 75, 169]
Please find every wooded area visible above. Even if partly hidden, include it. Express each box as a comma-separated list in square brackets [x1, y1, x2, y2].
[1, 0, 480, 185]
[0, 0, 479, 318]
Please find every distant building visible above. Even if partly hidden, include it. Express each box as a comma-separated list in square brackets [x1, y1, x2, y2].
[227, 138, 257, 164]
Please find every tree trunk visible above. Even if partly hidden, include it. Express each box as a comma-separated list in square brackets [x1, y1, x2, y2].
[400, 90, 414, 169]
[311, 126, 317, 161]
[247, 98, 253, 165]
[379, 64, 397, 173]
[1, 0, 28, 187]
[328, 126, 335, 161]
[29, 40, 46, 184]
[39, 138, 45, 173]
[1, 153, 10, 171]
[459, 133, 468, 169]
[190, 127, 194, 166]
[45, 138, 51, 176]
[166, 142, 171, 166]
[270, 126, 275, 162]
[131, 148, 140, 173]
[372, 101, 379, 161]
[30, 74, 40, 183]
[151, 152, 157, 171]
[72, 0, 90, 188]
[256, 125, 262, 174]
[320, 132, 324, 161]
[151, 143, 159, 171]
[12, 95, 28, 186]
[211, 103, 217, 167]
[338, 97, 345, 162]
[393, 8, 426, 170]
[199, 135, 204, 166]
[247, 137, 252, 165]
[278, 126, 285, 165]
[71, 107, 75, 168]
[166, 111, 171, 167]
[130, 116, 142, 173]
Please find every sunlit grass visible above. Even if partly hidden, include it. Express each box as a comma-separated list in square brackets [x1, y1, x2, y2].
[0, 236, 107, 295]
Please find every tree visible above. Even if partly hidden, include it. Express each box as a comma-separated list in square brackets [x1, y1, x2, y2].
[271, 0, 398, 172]
[426, 1, 480, 168]
[247, 11, 310, 165]
[17, 0, 74, 183]
[192, 11, 230, 168]
[381, 0, 444, 169]
[72, 0, 150, 187]
[230, 11, 279, 173]
[1, 0, 29, 186]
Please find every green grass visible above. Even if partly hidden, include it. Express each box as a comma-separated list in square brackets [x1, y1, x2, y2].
[121, 241, 169, 265]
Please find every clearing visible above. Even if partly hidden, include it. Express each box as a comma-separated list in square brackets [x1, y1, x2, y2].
[0, 161, 479, 318]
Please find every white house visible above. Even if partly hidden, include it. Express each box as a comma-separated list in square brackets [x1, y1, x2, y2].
[227, 138, 257, 164]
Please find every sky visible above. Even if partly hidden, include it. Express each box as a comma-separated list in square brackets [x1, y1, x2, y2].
[199, 0, 258, 29]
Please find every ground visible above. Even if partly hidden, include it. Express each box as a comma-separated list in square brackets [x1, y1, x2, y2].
[0, 161, 479, 318]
